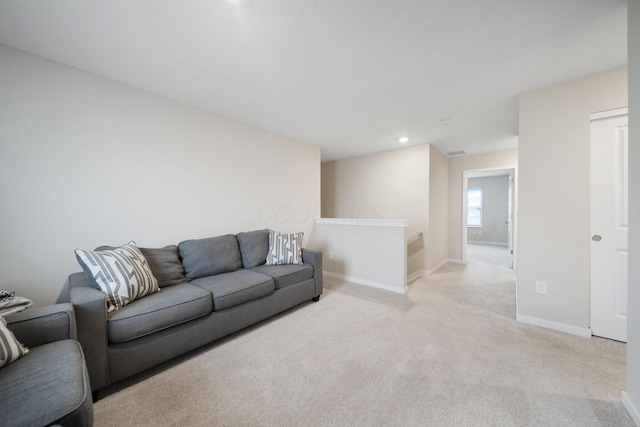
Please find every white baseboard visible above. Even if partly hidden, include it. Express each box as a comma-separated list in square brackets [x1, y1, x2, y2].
[516, 314, 592, 338]
[407, 270, 427, 284]
[407, 259, 459, 284]
[447, 258, 465, 264]
[622, 392, 640, 426]
[428, 259, 449, 275]
[324, 271, 407, 294]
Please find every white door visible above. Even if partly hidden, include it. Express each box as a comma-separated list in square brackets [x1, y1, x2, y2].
[590, 108, 628, 342]
[507, 171, 515, 269]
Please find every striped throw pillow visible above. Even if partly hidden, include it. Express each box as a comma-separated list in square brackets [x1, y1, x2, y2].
[75, 241, 160, 312]
[0, 316, 28, 368]
[265, 230, 304, 265]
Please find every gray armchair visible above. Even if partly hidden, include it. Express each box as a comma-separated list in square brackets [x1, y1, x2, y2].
[0, 303, 94, 427]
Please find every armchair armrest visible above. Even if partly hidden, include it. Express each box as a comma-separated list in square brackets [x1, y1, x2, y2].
[302, 248, 323, 298]
[68, 272, 110, 391]
[5, 303, 75, 348]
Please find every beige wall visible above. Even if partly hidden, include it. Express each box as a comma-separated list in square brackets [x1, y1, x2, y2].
[517, 67, 627, 330]
[311, 220, 407, 293]
[321, 144, 430, 275]
[0, 45, 321, 307]
[625, 0, 640, 421]
[448, 150, 518, 261]
[428, 145, 449, 272]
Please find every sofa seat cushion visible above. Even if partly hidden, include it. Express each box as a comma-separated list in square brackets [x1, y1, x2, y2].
[251, 264, 314, 289]
[190, 270, 275, 311]
[108, 283, 212, 344]
[0, 340, 93, 427]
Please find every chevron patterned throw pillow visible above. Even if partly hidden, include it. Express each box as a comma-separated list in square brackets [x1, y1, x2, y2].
[75, 241, 160, 312]
[0, 316, 28, 368]
[265, 230, 304, 265]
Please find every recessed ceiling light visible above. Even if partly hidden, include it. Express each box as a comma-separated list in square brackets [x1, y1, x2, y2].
[399, 137, 409, 143]
[439, 118, 452, 126]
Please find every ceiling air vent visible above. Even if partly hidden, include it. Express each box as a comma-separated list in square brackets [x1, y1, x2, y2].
[446, 150, 466, 157]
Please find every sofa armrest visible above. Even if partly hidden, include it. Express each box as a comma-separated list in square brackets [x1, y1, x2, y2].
[5, 303, 76, 348]
[302, 248, 323, 298]
[69, 272, 110, 391]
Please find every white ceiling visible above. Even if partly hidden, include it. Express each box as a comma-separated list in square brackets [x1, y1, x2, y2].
[0, 0, 627, 161]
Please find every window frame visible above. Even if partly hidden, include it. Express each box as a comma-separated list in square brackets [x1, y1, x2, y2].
[467, 186, 483, 228]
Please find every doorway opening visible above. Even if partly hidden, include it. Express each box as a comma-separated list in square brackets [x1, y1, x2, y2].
[462, 167, 517, 270]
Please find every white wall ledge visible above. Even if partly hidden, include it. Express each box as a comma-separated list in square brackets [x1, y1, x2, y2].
[590, 107, 628, 121]
[316, 218, 408, 227]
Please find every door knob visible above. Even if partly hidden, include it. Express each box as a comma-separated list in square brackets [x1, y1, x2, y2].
[592, 235, 602, 242]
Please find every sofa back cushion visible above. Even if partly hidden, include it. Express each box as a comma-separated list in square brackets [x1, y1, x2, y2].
[139, 246, 187, 287]
[178, 235, 243, 279]
[236, 229, 269, 269]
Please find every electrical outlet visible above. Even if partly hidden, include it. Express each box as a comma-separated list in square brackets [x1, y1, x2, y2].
[535, 281, 547, 295]
[328, 251, 334, 259]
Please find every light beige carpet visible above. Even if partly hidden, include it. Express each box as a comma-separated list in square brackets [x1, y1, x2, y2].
[467, 243, 511, 268]
[94, 259, 632, 426]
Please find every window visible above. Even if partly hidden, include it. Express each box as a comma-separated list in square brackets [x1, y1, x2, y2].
[467, 186, 483, 227]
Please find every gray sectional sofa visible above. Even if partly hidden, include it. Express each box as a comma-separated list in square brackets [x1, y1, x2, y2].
[68, 229, 322, 393]
[0, 303, 94, 426]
